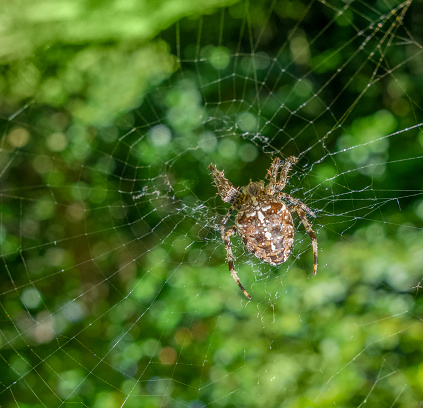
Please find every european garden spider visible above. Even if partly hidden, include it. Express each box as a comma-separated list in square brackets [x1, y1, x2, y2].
[209, 156, 318, 299]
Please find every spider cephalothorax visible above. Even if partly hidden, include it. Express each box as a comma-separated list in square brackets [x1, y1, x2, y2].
[208, 156, 318, 299]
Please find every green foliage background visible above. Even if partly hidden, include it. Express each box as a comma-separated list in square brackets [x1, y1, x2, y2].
[1, 0, 423, 407]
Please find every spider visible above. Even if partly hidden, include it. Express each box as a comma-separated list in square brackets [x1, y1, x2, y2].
[208, 156, 318, 299]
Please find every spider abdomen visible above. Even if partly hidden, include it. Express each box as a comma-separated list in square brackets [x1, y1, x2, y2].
[235, 196, 295, 266]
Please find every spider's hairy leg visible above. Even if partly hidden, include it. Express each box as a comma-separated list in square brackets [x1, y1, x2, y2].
[223, 227, 251, 299]
[266, 156, 298, 194]
[221, 207, 234, 232]
[278, 156, 299, 186]
[290, 205, 318, 276]
[208, 164, 241, 204]
[279, 192, 316, 218]
[266, 157, 282, 187]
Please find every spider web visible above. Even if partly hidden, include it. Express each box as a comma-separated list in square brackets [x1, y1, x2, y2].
[1, 0, 423, 406]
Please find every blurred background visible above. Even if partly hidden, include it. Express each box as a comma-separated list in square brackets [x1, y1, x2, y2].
[1, 0, 423, 406]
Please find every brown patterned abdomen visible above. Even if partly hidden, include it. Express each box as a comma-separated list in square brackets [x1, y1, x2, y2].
[235, 196, 294, 266]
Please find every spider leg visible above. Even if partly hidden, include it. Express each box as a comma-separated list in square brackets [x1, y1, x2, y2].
[222, 227, 251, 299]
[208, 164, 241, 204]
[266, 157, 282, 190]
[279, 192, 316, 218]
[266, 156, 298, 194]
[277, 156, 298, 189]
[290, 205, 318, 276]
[221, 207, 233, 231]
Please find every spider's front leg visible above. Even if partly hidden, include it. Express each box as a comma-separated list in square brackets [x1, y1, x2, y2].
[266, 156, 298, 194]
[208, 164, 240, 204]
[222, 226, 251, 300]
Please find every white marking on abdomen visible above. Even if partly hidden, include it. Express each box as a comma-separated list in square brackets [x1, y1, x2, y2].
[257, 211, 265, 223]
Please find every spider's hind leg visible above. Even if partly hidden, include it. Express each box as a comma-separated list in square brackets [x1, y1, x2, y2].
[279, 192, 316, 218]
[290, 205, 318, 276]
[222, 227, 251, 299]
